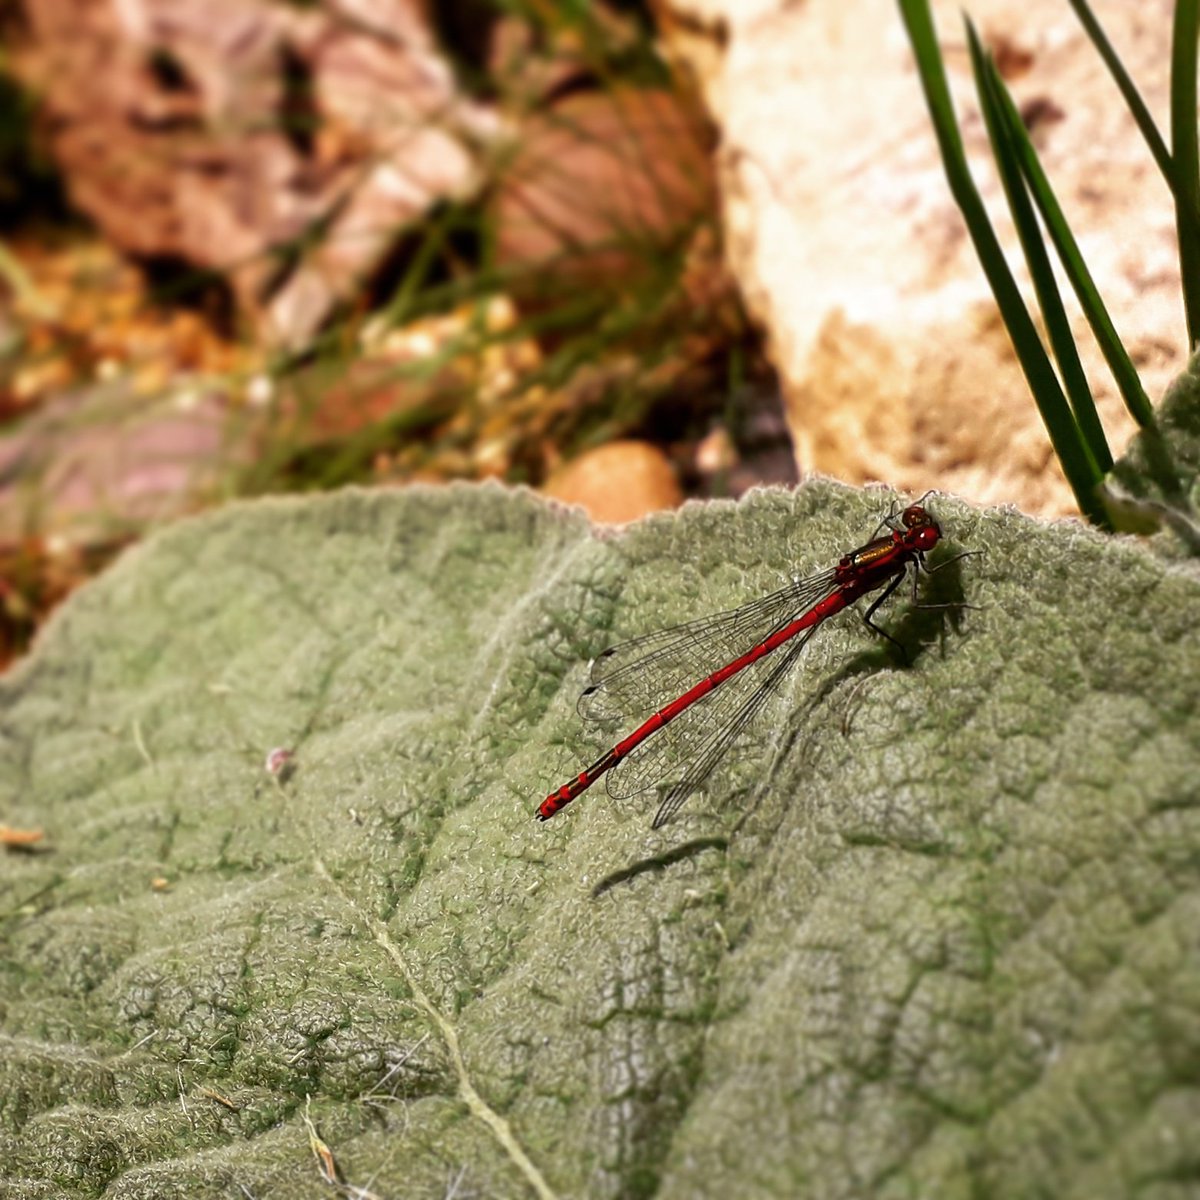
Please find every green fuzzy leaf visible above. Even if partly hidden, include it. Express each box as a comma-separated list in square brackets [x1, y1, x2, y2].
[2, 480, 1199, 1199]
[1108, 351, 1200, 548]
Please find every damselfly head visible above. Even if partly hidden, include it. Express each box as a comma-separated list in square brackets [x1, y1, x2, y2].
[901, 504, 940, 550]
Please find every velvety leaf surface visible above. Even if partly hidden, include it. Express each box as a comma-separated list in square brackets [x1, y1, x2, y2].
[1110, 351, 1200, 537]
[1, 480, 1198, 1199]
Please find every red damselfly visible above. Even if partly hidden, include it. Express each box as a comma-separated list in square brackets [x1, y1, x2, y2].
[536, 497, 963, 829]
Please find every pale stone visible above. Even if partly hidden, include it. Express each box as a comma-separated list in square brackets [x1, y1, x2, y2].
[658, 0, 1184, 515]
[543, 440, 684, 524]
[19, 0, 495, 349]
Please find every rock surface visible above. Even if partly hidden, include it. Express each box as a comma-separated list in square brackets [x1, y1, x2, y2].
[494, 86, 715, 298]
[17, 0, 495, 347]
[659, 0, 1184, 514]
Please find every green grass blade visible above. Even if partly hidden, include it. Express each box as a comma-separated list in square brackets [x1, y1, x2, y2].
[986, 67, 1154, 428]
[897, 0, 1109, 525]
[1172, 0, 1200, 347]
[969, 25, 1112, 474]
[1067, 0, 1200, 338]
[1065, 0, 1175, 180]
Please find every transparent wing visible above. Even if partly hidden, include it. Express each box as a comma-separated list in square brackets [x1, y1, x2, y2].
[651, 631, 814, 827]
[579, 568, 839, 727]
[603, 625, 802, 799]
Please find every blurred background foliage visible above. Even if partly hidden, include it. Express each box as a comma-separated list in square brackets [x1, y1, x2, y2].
[0, 0, 790, 668]
[3, 0, 1197, 673]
